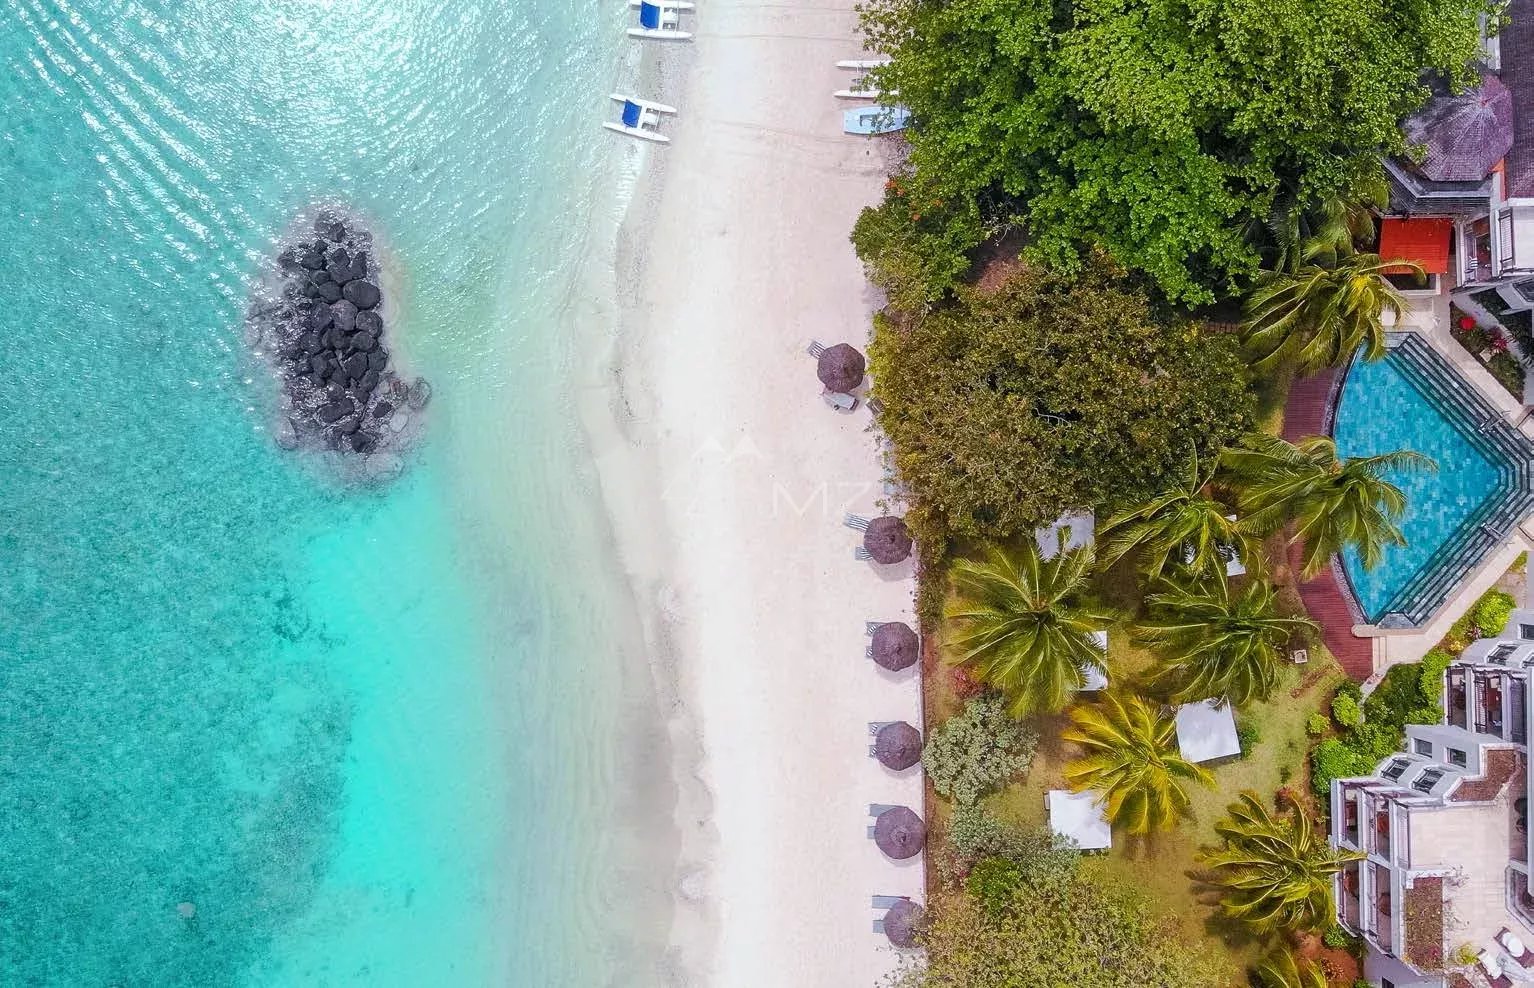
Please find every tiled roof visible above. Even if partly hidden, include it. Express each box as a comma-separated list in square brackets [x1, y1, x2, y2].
[1504, 0, 1534, 196]
[1449, 748, 1523, 802]
[1404, 876, 1446, 972]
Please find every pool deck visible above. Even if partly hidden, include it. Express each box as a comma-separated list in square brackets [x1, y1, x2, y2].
[1282, 370, 1378, 680]
[1301, 296, 1534, 677]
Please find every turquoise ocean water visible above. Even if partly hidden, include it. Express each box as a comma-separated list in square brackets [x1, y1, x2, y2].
[0, 1, 669, 985]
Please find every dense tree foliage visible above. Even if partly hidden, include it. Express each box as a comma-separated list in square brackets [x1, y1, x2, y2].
[858, 0, 1491, 302]
[888, 859, 1222, 986]
[870, 263, 1254, 547]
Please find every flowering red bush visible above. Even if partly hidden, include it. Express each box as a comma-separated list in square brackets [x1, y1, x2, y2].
[950, 665, 984, 699]
[1459, 315, 1477, 331]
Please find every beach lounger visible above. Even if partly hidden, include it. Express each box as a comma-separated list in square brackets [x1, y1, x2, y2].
[869, 803, 900, 816]
[822, 391, 858, 411]
[871, 895, 909, 909]
[871, 918, 886, 934]
[866, 824, 878, 839]
[868, 721, 894, 735]
[844, 514, 871, 531]
[807, 340, 827, 358]
[1480, 949, 1513, 987]
[854, 546, 873, 561]
[1500, 928, 1531, 966]
[866, 621, 885, 635]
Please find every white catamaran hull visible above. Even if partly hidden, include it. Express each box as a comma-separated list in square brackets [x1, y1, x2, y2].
[835, 58, 890, 69]
[626, 27, 692, 39]
[601, 122, 671, 143]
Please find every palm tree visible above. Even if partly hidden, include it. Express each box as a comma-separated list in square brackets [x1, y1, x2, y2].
[1243, 245, 1421, 373]
[1098, 452, 1258, 582]
[1253, 948, 1329, 988]
[1261, 178, 1385, 276]
[1062, 691, 1213, 833]
[1139, 569, 1317, 706]
[1222, 433, 1435, 577]
[945, 541, 1113, 718]
[1199, 790, 1364, 936]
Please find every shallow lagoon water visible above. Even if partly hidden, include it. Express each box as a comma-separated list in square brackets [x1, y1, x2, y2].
[0, 1, 668, 984]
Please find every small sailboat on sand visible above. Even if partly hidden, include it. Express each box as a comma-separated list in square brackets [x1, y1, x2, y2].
[834, 58, 892, 99]
[843, 105, 910, 135]
[627, 0, 694, 39]
[602, 94, 677, 144]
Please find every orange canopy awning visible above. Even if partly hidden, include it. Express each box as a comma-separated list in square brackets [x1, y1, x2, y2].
[1378, 217, 1453, 275]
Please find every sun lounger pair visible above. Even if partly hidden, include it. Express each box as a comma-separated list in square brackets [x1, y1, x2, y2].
[823, 391, 858, 411]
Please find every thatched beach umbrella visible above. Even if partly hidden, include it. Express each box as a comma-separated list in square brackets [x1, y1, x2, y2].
[882, 898, 925, 948]
[874, 721, 923, 770]
[873, 806, 926, 859]
[1404, 75, 1514, 182]
[863, 516, 912, 564]
[816, 343, 866, 392]
[871, 621, 919, 671]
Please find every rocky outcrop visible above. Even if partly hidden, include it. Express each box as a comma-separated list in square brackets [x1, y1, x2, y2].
[247, 209, 427, 479]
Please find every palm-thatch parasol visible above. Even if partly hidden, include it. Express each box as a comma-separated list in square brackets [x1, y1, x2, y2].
[816, 343, 866, 392]
[871, 621, 919, 671]
[1404, 75, 1514, 182]
[863, 516, 912, 564]
[873, 806, 926, 859]
[882, 898, 925, 948]
[874, 721, 923, 770]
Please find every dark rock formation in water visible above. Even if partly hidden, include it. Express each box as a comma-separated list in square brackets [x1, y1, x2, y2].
[247, 209, 427, 480]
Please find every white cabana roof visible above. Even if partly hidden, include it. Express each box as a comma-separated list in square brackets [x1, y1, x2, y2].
[1080, 630, 1108, 690]
[1036, 510, 1094, 560]
[1047, 789, 1111, 850]
[1175, 698, 1241, 763]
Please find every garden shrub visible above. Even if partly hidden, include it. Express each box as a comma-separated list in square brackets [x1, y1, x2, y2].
[966, 857, 1025, 915]
[1473, 589, 1516, 638]
[1331, 692, 1363, 729]
[1322, 925, 1354, 949]
[1310, 738, 1378, 798]
[942, 807, 1078, 886]
[922, 693, 1038, 806]
[852, 176, 986, 313]
[1236, 718, 1261, 752]
[1306, 713, 1329, 737]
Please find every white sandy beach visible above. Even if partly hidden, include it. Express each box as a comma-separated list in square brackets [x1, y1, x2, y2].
[581, 0, 926, 984]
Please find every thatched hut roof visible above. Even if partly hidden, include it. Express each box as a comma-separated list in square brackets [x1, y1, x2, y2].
[873, 806, 926, 859]
[874, 721, 923, 770]
[863, 516, 912, 564]
[1404, 75, 1513, 182]
[882, 898, 925, 948]
[871, 621, 919, 671]
[816, 343, 866, 392]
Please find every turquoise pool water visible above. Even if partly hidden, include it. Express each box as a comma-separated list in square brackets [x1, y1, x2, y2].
[1333, 350, 1501, 622]
[0, 1, 670, 985]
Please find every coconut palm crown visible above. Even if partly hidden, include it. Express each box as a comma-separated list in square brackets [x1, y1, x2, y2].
[1099, 452, 1257, 582]
[1139, 569, 1316, 706]
[1242, 244, 1420, 373]
[945, 540, 1112, 718]
[1062, 691, 1214, 833]
[1199, 790, 1363, 936]
[1253, 948, 1329, 988]
[1222, 433, 1435, 577]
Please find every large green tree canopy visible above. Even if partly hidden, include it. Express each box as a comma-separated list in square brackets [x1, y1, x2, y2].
[870, 261, 1253, 546]
[860, 0, 1491, 302]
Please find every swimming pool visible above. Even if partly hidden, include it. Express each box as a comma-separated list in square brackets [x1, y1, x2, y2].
[1332, 335, 1534, 625]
